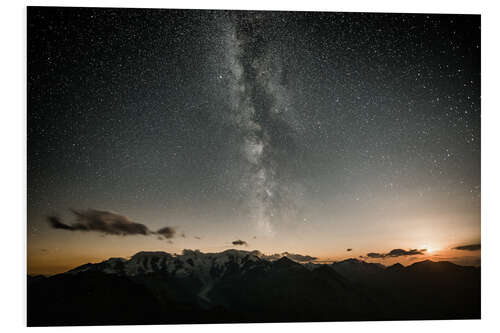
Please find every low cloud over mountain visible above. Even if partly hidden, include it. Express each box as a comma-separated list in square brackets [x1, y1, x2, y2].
[364, 248, 426, 259]
[453, 244, 481, 251]
[253, 251, 317, 262]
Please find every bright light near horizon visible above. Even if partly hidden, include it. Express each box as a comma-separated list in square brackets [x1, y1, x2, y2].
[420, 245, 440, 254]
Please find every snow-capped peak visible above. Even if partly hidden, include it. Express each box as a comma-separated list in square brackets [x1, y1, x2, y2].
[67, 249, 267, 280]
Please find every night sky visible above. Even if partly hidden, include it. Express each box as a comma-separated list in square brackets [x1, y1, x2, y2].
[27, 7, 480, 274]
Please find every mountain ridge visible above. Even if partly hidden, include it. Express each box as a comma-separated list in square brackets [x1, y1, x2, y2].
[63, 249, 480, 276]
[28, 249, 481, 326]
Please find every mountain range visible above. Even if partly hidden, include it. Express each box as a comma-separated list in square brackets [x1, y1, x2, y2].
[27, 249, 480, 326]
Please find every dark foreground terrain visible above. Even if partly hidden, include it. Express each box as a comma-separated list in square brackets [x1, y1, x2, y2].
[27, 250, 480, 326]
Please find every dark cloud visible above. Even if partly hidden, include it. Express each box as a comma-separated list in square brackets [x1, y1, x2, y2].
[157, 227, 175, 239]
[69, 209, 150, 235]
[232, 239, 248, 246]
[386, 248, 426, 257]
[365, 248, 426, 259]
[346, 248, 352, 252]
[453, 244, 481, 251]
[258, 252, 317, 262]
[47, 209, 175, 238]
[281, 252, 318, 262]
[47, 216, 76, 231]
[367, 252, 385, 258]
[194, 236, 201, 240]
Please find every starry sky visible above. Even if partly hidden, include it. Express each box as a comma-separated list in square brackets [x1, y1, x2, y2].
[27, 7, 480, 275]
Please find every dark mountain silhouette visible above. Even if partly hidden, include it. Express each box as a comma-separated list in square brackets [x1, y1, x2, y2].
[386, 263, 404, 272]
[27, 250, 480, 326]
[331, 258, 386, 284]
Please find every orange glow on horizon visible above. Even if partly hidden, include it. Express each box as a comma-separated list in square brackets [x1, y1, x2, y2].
[28, 239, 481, 276]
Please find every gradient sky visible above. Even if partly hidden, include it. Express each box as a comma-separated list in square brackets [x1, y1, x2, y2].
[27, 7, 480, 275]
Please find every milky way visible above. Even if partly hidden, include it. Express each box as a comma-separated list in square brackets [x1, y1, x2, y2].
[217, 13, 306, 235]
